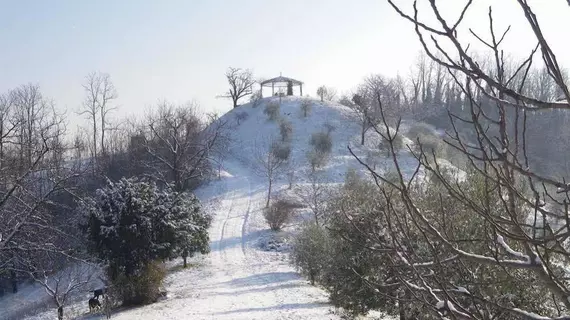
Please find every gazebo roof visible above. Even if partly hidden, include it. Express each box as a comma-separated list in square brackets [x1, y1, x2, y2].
[260, 76, 303, 87]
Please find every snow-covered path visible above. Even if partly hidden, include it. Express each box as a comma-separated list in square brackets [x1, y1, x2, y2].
[111, 162, 338, 320]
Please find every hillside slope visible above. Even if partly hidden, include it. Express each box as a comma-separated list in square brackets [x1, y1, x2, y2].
[7, 97, 412, 320]
[223, 96, 418, 184]
[106, 97, 405, 319]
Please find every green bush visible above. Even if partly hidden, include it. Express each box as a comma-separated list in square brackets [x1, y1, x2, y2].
[290, 223, 330, 284]
[82, 178, 211, 305]
[114, 261, 166, 306]
[321, 174, 399, 316]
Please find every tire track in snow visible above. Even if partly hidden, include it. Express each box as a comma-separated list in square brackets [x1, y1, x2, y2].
[237, 175, 300, 319]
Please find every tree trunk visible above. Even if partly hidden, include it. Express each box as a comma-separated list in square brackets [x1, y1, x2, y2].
[266, 179, 272, 208]
[100, 108, 106, 157]
[399, 302, 405, 320]
[398, 289, 409, 319]
[57, 306, 64, 320]
[361, 123, 366, 145]
[92, 116, 97, 174]
[183, 255, 188, 268]
[233, 97, 238, 108]
[0, 121, 4, 170]
[10, 270, 17, 293]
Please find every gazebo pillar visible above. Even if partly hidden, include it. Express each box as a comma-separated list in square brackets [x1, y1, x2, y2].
[300, 84, 303, 96]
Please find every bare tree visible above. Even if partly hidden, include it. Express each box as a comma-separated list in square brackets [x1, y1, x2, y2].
[300, 99, 312, 118]
[338, 1, 570, 318]
[11, 84, 64, 170]
[97, 74, 117, 157]
[207, 113, 233, 179]
[252, 136, 286, 208]
[285, 158, 298, 190]
[325, 88, 337, 102]
[348, 93, 373, 145]
[141, 102, 226, 191]
[316, 86, 336, 102]
[221, 67, 255, 108]
[294, 172, 330, 226]
[79, 72, 117, 172]
[0, 85, 80, 295]
[27, 261, 95, 320]
[0, 92, 16, 171]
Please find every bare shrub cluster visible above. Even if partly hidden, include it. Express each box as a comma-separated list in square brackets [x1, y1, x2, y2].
[263, 199, 296, 231]
[264, 102, 280, 121]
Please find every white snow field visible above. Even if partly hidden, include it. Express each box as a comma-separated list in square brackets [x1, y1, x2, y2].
[3, 96, 412, 319]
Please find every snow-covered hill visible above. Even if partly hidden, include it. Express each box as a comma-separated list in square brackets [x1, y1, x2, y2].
[6, 96, 419, 319]
[223, 96, 419, 184]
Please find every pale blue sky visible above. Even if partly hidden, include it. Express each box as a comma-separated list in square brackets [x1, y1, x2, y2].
[1, 0, 569, 127]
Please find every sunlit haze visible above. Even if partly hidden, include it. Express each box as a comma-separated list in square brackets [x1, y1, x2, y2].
[1, 0, 569, 126]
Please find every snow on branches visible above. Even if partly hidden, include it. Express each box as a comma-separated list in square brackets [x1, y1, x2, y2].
[82, 178, 211, 275]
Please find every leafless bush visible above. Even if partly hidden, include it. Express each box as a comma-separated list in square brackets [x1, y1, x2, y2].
[307, 150, 329, 171]
[234, 111, 249, 125]
[365, 150, 382, 170]
[253, 136, 286, 207]
[413, 132, 444, 157]
[285, 159, 297, 189]
[309, 131, 333, 154]
[378, 128, 405, 157]
[249, 90, 263, 108]
[263, 199, 296, 231]
[278, 119, 293, 142]
[300, 99, 312, 117]
[271, 141, 291, 161]
[264, 102, 280, 121]
[323, 122, 336, 135]
[294, 172, 330, 225]
[316, 86, 337, 102]
[406, 122, 438, 141]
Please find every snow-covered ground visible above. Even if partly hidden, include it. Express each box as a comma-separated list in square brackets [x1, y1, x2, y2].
[4, 96, 413, 319]
[105, 162, 340, 320]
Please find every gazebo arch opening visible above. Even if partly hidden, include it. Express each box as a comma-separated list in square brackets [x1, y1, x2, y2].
[260, 74, 303, 97]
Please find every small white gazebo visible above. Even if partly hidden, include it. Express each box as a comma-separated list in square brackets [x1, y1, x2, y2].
[260, 73, 303, 97]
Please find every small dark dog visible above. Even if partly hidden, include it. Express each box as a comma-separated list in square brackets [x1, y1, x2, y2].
[88, 297, 101, 312]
